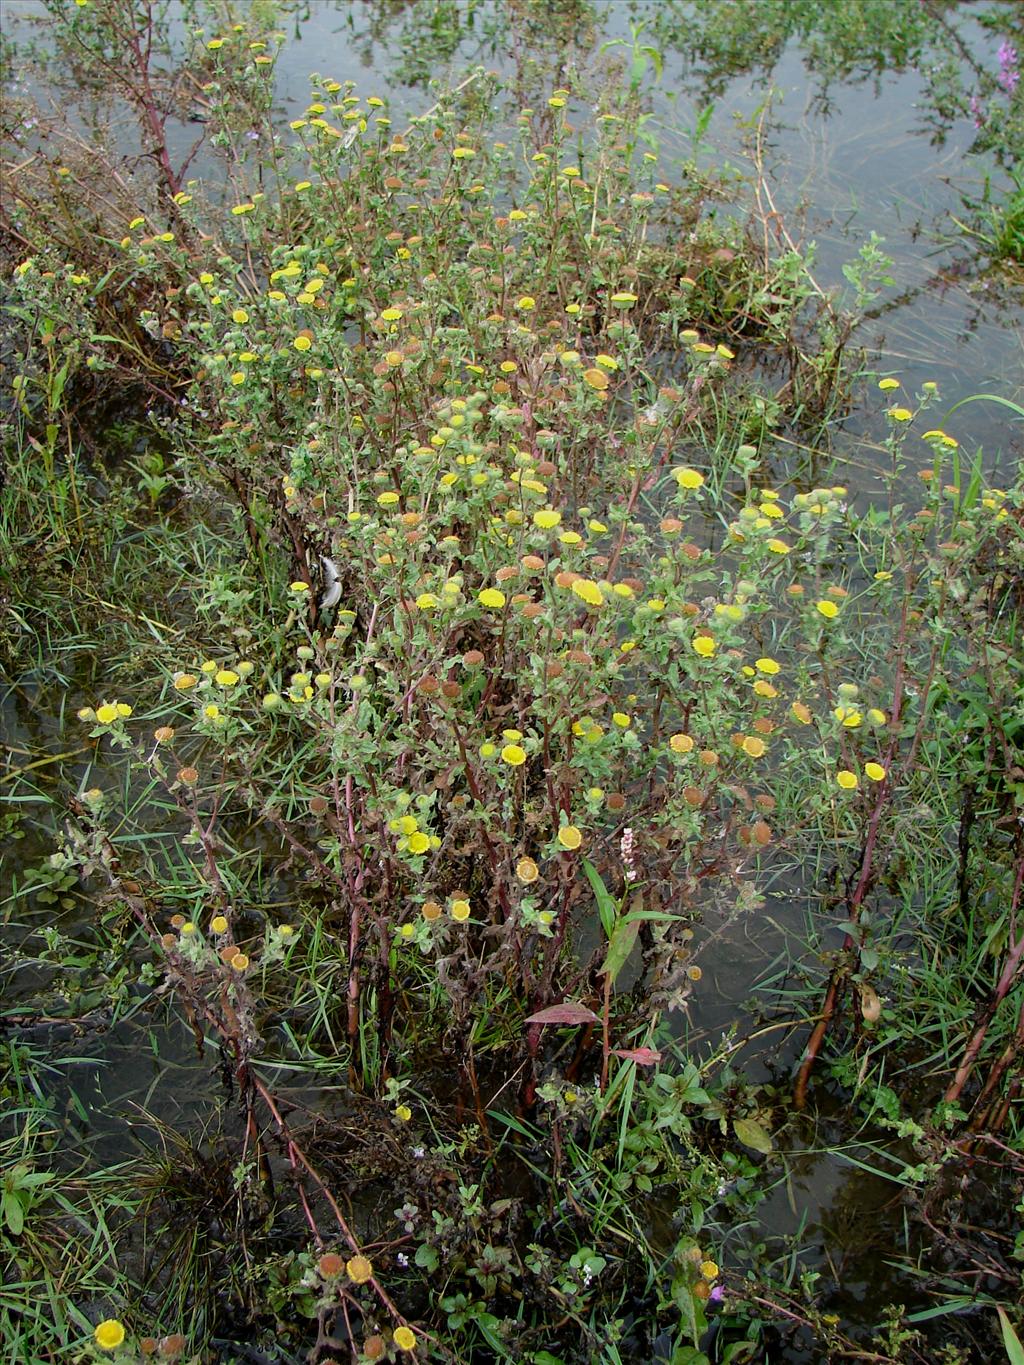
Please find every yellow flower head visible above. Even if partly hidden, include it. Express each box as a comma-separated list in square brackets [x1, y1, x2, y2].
[815, 599, 839, 619]
[533, 509, 562, 530]
[346, 1254, 374, 1284]
[691, 635, 715, 658]
[864, 762, 887, 782]
[755, 658, 780, 675]
[557, 825, 583, 851]
[571, 578, 604, 607]
[674, 466, 704, 490]
[94, 1321, 126, 1352]
[741, 736, 766, 758]
[670, 733, 694, 754]
[836, 770, 858, 790]
[501, 744, 527, 767]
[450, 899, 471, 921]
[394, 1326, 417, 1353]
[478, 588, 506, 609]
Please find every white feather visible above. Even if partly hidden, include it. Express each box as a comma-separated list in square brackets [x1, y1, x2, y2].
[319, 557, 342, 610]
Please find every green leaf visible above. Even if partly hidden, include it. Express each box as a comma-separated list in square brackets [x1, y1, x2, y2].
[997, 1307, 1024, 1365]
[732, 1117, 774, 1154]
[583, 858, 618, 940]
[601, 916, 639, 985]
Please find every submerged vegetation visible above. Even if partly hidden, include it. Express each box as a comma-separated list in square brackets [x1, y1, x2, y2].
[1, 2, 1023, 1363]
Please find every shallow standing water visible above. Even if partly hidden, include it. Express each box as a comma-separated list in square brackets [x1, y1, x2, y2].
[1, 1, 1022, 1358]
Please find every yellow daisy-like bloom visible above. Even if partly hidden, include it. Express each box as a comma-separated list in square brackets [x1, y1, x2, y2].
[230, 952, 249, 970]
[571, 579, 604, 607]
[346, 1254, 374, 1284]
[767, 539, 791, 554]
[753, 680, 778, 699]
[231, 309, 248, 325]
[94, 1320, 126, 1351]
[210, 916, 228, 934]
[395, 1103, 412, 1121]
[700, 1260, 719, 1281]
[415, 593, 439, 609]
[95, 703, 119, 724]
[610, 291, 637, 305]
[533, 509, 561, 529]
[888, 407, 913, 422]
[815, 600, 839, 619]
[173, 672, 198, 691]
[557, 825, 583, 851]
[516, 857, 539, 884]
[741, 736, 766, 758]
[501, 744, 527, 766]
[836, 770, 858, 790]
[612, 712, 631, 728]
[380, 307, 403, 321]
[407, 832, 430, 855]
[204, 704, 220, 720]
[215, 669, 239, 686]
[669, 733, 694, 754]
[867, 708, 887, 725]
[450, 899, 471, 921]
[478, 588, 506, 609]
[293, 335, 312, 352]
[877, 378, 900, 391]
[674, 466, 704, 489]
[516, 295, 536, 310]
[755, 658, 780, 675]
[290, 581, 310, 593]
[864, 762, 887, 782]
[691, 635, 715, 658]
[394, 1326, 416, 1353]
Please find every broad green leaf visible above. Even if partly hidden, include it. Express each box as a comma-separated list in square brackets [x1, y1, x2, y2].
[733, 1116, 774, 1154]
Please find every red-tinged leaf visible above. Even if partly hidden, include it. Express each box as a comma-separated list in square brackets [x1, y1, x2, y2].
[525, 1003, 600, 1026]
[611, 1047, 663, 1066]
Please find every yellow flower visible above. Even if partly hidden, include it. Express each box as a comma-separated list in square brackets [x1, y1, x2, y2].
[864, 762, 887, 782]
[516, 295, 536, 310]
[691, 635, 715, 658]
[210, 916, 228, 934]
[407, 832, 430, 854]
[612, 712, 631, 728]
[450, 899, 471, 921]
[501, 744, 527, 766]
[533, 509, 562, 529]
[755, 658, 780, 675]
[347, 1254, 374, 1284]
[877, 378, 900, 391]
[610, 291, 637, 305]
[670, 733, 694, 754]
[204, 704, 221, 720]
[415, 593, 439, 609]
[571, 578, 604, 607]
[557, 825, 583, 851]
[767, 539, 790, 554]
[290, 581, 310, 593]
[231, 308, 248, 324]
[674, 466, 704, 489]
[700, 1260, 719, 1281]
[815, 599, 839, 619]
[836, 770, 858, 790]
[741, 736, 766, 758]
[95, 703, 119, 724]
[753, 680, 778, 698]
[888, 407, 913, 422]
[293, 335, 312, 352]
[380, 307, 403, 321]
[516, 857, 539, 883]
[394, 1326, 417, 1352]
[94, 1320, 126, 1351]
[215, 669, 239, 686]
[478, 588, 506, 609]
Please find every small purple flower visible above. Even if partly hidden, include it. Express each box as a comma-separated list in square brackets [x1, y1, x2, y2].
[709, 1284, 726, 1304]
[998, 38, 1019, 95]
[970, 93, 985, 129]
